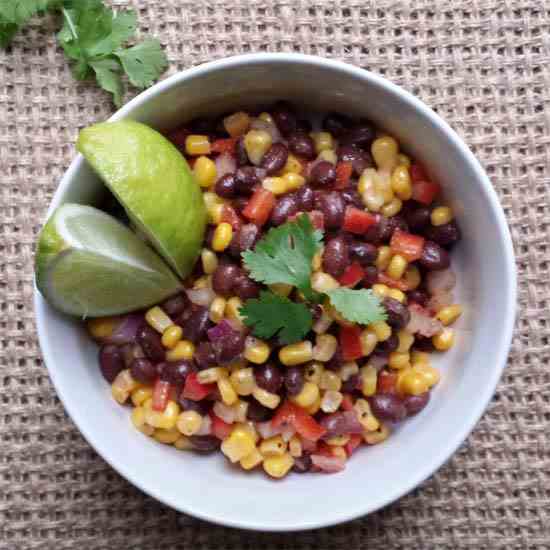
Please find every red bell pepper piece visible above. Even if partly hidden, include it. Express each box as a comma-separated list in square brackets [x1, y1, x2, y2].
[152, 379, 171, 412]
[390, 228, 425, 262]
[345, 434, 363, 457]
[343, 206, 377, 235]
[288, 210, 325, 230]
[340, 393, 354, 411]
[340, 325, 363, 361]
[316, 441, 337, 457]
[272, 401, 327, 442]
[209, 412, 233, 440]
[338, 262, 365, 287]
[334, 162, 353, 189]
[211, 137, 237, 155]
[242, 188, 275, 226]
[378, 272, 410, 291]
[377, 370, 398, 394]
[409, 163, 428, 183]
[182, 372, 215, 401]
[411, 180, 441, 205]
[220, 204, 242, 232]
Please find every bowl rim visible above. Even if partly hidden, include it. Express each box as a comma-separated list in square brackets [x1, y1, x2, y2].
[34, 52, 517, 531]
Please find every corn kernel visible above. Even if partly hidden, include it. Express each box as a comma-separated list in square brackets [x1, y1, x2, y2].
[370, 321, 391, 342]
[387, 288, 406, 303]
[244, 129, 272, 165]
[375, 170, 394, 204]
[145, 306, 173, 333]
[283, 172, 306, 191]
[436, 304, 463, 326]
[174, 436, 193, 450]
[263, 453, 294, 478]
[360, 328, 378, 357]
[230, 367, 256, 396]
[193, 155, 217, 188]
[304, 362, 324, 384]
[144, 399, 180, 430]
[387, 254, 408, 280]
[311, 250, 323, 271]
[397, 153, 411, 167]
[262, 176, 288, 195]
[131, 406, 152, 434]
[161, 325, 183, 350]
[371, 136, 399, 170]
[290, 381, 320, 408]
[269, 283, 293, 297]
[203, 192, 225, 224]
[111, 369, 139, 404]
[252, 387, 281, 409]
[363, 189, 385, 213]
[192, 275, 211, 290]
[279, 341, 313, 366]
[289, 435, 302, 457]
[233, 400, 249, 423]
[319, 370, 342, 391]
[218, 377, 238, 406]
[260, 435, 287, 457]
[87, 316, 120, 340]
[339, 361, 359, 381]
[431, 206, 454, 226]
[240, 447, 264, 470]
[412, 364, 441, 388]
[358, 168, 376, 195]
[311, 271, 340, 293]
[166, 340, 195, 361]
[131, 386, 153, 407]
[244, 337, 271, 364]
[432, 328, 455, 351]
[154, 427, 180, 444]
[397, 369, 429, 395]
[363, 422, 390, 444]
[212, 222, 233, 252]
[197, 367, 227, 384]
[258, 112, 274, 124]
[317, 149, 337, 164]
[388, 351, 411, 370]
[372, 283, 390, 298]
[326, 434, 350, 446]
[311, 131, 333, 153]
[411, 350, 431, 367]
[221, 426, 256, 462]
[241, 421, 260, 444]
[185, 134, 210, 156]
[360, 365, 378, 397]
[321, 390, 343, 413]
[282, 153, 303, 175]
[396, 330, 414, 353]
[404, 265, 421, 290]
[223, 111, 250, 137]
[331, 447, 347, 459]
[375, 246, 392, 271]
[201, 248, 218, 275]
[313, 309, 333, 334]
[209, 296, 227, 323]
[354, 398, 380, 432]
[391, 165, 412, 200]
[381, 197, 403, 217]
[312, 333, 337, 362]
[306, 394, 322, 415]
[225, 296, 245, 325]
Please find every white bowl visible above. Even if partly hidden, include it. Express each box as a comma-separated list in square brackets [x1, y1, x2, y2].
[34, 53, 516, 531]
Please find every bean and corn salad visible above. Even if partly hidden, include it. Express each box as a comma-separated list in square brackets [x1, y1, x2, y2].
[91, 103, 462, 478]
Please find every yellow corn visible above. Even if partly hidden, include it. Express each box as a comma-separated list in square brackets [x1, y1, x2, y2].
[320, 390, 343, 413]
[360, 365, 378, 397]
[223, 111, 250, 137]
[131, 406, 154, 436]
[283, 172, 305, 191]
[185, 134, 210, 156]
[372, 283, 390, 298]
[363, 189, 385, 213]
[312, 333, 338, 362]
[212, 222, 233, 252]
[153, 427, 181, 444]
[279, 341, 313, 366]
[203, 192, 225, 224]
[381, 197, 403, 217]
[230, 367, 256, 396]
[431, 206, 454, 226]
[131, 386, 153, 407]
[397, 153, 411, 167]
[289, 435, 303, 457]
[312, 308, 333, 334]
[244, 129, 272, 165]
[360, 328, 378, 357]
[340, 361, 359, 381]
[241, 421, 260, 444]
[201, 248, 218, 275]
[306, 394, 322, 415]
[388, 351, 411, 370]
[358, 168, 376, 195]
[269, 283, 293, 297]
[387, 254, 408, 280]
[161, 325, 183, 350]
[404, 265, 421, 290]
[263, 453, 294, 478]
[375, 246, 392, 271]
[397, 368, 429, 395]
[317, 149, 337, 164]
[282, 153, 303, 175]
[244, 337, 271, 364]
[166, 340, 195, 361]
[326, 434, 350, 446]
[354, 398, 380, 432]
[370, 321, 391, 342]
[363, 422, 390, 444]
[144, 399, 180, 430]
[412, 363, 441, 388]
[432, 328, 455, 351]
[411, 350, 431, 367]
[387, 288, 406, 303]
[376, 170, 395, 204]
[436, 304, 463, 326]
[174, 436, 193, 450]
[193, 155, 217, 188]
[391, 165, 412, 200]
[240, 447, 264, 470]
[233, 399, 249, 423]
[252, 387, 281, 409]
[311, 271, 340, 293]
[193, 275, 211, 290]
[197, 367, 227, 384]
[259, 435, 287, 457]
[258, 112, 274, 124]
[221, 425, 256, 463]
[311, 251, 323, 271]
[145, 306, 173, 333]
[225, 296, 245, 325]
[87, 316, 120, 340]
[371, 136, 399, 170]
[319, 370, 342, 391]
[290, 381, 320, 408]
[262, 176, 288, 195]
[311, 131, 333, 153]
[111, 369, 139, 404]
[396, 330, 415, 353]
[218, 377, 238, 406]
[305, 362, 324, 384]
[209, 296, 227, 323]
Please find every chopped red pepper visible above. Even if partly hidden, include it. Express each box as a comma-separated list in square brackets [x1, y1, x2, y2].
[334, 162, 353, 189]
[242, 188, 275, 226]
[272, 401, 327, 442]
[377, 370, 398, 394]
[340, 393, 354, 411]
[409, 163, 428, 183]
[378, 272, 410, 291]
[211, 137, 237, 155]
[340, 325, 363, 361]
[209, 412, 233, 440]
[390, 228, 425, 262]
[182, 372, 215, 401]
[152, 379, 171, 412]
[338, 262, 365, 287]
[343, 206, 377, 234]
[220, 204, 242, 232]
[411, 180, 441, 205]
[345, 434, 363, 457]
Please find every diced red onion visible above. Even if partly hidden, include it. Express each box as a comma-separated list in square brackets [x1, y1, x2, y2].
[311, 454, 346, 473]
[281, 425, 296, 442]
[257, 421, 282, 439]
[207, 319, 236, 342]
[196, 414, 212, 435]
[254, 167, 267, 180]
[368, 354, 388, 371]
[301, 437, 318, 452]
[407, 303, 444, 337]
[250, 118, 282, 143]
[320, 410, 363, 439]
[427, 290, 454, 313]
[186, 287, 215, 306]
[213, 402, 236, 424]
[426, 269, 456, 295]
[215, 152, 236, 178]
[104, 313, 143, 345]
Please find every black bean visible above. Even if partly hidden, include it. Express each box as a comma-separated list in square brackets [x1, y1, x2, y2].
[424, 221, 461, 248]
[322, 236, 349, 277]
[136, 324, 165, 363]
[121, 343, 145, 368]
[212, 263, 240, 296]
[319, 191, 345, 229]
[189, 117, 216, 135]
[349, 241, 377, 265]
[178, 396, 210, 415]
[229, 223, 260, 257]
[233, 273, 261, 300]
[215, 173, 237, 198]
[213, 331, 246, 364]
[295, 185, 314, 211]
[130, 358, 157, 384]
[337, 144, 374, 176]
[270, 194, 299, 226]
[341, 373, 361, 393]
[182, 307, 211, 343]
[159, 360, 195, 385]
[339, 122, 376, 149]
[407, 289, 429, 307]
[323, 112, 351, 136]
[204, 226, 215, 249]
[255, 363, 283, 393]
[161, 293, 189, 318]
[284, 367, 305, 396]
[194, 341, 217, 370]
[379, 215, 408, 242]
[235, 166, 259, 194]
[235, 136, 249, 166]
[246, 400, 273, 421]
[413, 336, 435, 352]
[325, 347, 343, 371]
[419, 241, 450, 271]
[376, 332, 398, 353]
[292, 454, 313, 473]
[309, 161, 336, 187]
[272, 102, 297, 136]
[98, 344, 124, 383]
[261, 143, 289, 175]
[296, 119, 312, 133]
[288, 131, 316, 160]
[341, 188, 364, 209]
[383, 297, 411, 329]
[405, 206, 431, 231]
[363, 215, 382, 243]
[368, 394, 407, 422]
[309, 304, 322, 323]
[363, 265, 379, 288]
[403, 392, 431, 415]
[189, 435, 220, 452]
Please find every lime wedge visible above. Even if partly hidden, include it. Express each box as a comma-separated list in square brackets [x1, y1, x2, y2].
[77, 120, 206, 279]
[35, 204, 182, 317]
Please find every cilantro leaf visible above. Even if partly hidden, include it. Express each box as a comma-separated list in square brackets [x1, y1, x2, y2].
[115, 38, 168, 88]
[90, 57, 123, 107]
[242, 214, 323, 298]
[0, 0, 60, 46]
[239, 291, 313, 344]
[0, 18, 18, 47]
[325, 288, 387, 325]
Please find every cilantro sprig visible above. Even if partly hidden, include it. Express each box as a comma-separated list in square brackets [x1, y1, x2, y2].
[0, 0, 168, 107]
[240, 214, 387, 342]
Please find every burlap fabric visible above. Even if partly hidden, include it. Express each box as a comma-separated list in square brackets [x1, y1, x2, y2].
[1, 1, 548, 548]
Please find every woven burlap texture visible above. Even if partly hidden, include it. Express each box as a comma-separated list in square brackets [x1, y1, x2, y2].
[1, 0, 549, 548]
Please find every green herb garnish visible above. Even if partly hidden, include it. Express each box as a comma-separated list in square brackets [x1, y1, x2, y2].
[325, 288, 387, 325]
